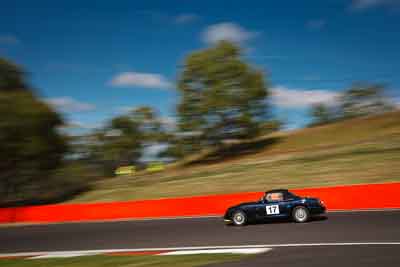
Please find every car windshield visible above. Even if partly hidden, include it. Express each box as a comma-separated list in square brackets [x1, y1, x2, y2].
[286, 192, 298, 199]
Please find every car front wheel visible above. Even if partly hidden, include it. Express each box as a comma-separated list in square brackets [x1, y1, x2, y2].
[292, 206, 309, 223]
[232, 211, 247, 226]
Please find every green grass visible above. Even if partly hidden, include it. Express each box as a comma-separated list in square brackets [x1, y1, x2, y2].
[71, 111, 400, 203]
[0, 254, 246, 267]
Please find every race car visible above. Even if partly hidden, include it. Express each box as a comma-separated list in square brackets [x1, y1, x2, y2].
[224, 189, 326, 226]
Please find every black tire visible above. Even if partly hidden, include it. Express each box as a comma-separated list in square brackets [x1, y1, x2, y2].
[232, 210, 247, 226]
[292, 206, 310, 223]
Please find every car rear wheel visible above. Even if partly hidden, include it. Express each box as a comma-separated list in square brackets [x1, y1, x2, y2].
[292, 206, 309, 223]
[232, 211, 247, 226]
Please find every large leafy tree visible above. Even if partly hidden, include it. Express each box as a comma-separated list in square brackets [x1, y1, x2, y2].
[176, 41, 269, 154]
[0, 58, 67, 203]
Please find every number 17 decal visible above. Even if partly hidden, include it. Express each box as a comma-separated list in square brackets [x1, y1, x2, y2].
[266, 205, 280, 215]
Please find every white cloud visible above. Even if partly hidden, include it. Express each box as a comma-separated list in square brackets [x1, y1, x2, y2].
[45, 97, 96, 112]
[60, 121, 100, 130]
[0, 35, 20, 45]
[351, 0, 399, 10]
[271, 86, 340, 108]
[202, 22, 258, 45]
[141, 143, 169, 162]
[110, 72, 171, 89]
[306, 19, 326, 30]
[58, 121, 101, 137]
[174, 13, 199, 24]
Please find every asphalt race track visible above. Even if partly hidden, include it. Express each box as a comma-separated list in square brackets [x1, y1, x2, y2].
[207, 245, 400, 267]
[1, 210, 400, 266]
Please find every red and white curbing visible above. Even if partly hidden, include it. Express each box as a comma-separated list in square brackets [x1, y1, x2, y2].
[2, 242, 400, 260]
[0, 247, 271, 259]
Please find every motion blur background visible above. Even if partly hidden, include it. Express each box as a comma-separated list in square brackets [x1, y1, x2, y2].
[1, 0, 399, 207]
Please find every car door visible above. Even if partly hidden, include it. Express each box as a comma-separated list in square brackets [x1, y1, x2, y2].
[262, 192, 292, 218]
[255, 199, 268, 218]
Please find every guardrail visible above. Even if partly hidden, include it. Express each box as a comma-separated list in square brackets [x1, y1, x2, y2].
[1, 182, 399, 224]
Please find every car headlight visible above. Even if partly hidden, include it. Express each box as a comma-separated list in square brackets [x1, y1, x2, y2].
[319, 200, 325, 206]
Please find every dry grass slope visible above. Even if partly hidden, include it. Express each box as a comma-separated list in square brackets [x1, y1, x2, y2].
[72, 111, 400, 203]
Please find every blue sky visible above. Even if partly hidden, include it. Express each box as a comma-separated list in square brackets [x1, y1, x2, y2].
[1, 0, 400, 130]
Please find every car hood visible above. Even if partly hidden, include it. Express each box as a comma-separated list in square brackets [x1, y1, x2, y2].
[230, 201, 259, 209]
[305, 197, 320, 202]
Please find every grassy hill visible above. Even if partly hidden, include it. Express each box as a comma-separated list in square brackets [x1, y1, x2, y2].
[71, 111, 400, 203]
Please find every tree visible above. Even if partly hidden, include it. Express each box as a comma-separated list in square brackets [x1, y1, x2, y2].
[92, 115, 142, 175]
[85, 106, 167, 175]
[309, 84, 395, 127]
[130, 106, 166, 142]
[0, 58, 28, 91]
[0, 87, 67, 203]
[341, 83, 394, 119]
[157, 134, 189, 160]
[310, 104, 336, 126]
[176, 41, 269, 154]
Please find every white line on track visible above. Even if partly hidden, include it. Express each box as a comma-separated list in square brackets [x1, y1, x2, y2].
[1, 242, 400, 258]
[29, 252, 100, 259]
[159, 248, 272, 255]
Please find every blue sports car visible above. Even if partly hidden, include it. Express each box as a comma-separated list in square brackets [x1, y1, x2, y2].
[224, 189, 326, 226]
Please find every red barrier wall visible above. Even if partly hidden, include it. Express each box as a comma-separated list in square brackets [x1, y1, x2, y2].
[0, 208, 15, 223]
[0, 182, 399, 224]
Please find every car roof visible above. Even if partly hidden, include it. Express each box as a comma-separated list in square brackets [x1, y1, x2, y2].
[265, 189, 289, 194]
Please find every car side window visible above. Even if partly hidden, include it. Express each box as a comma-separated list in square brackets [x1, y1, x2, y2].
[265, 192, 283, 202]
